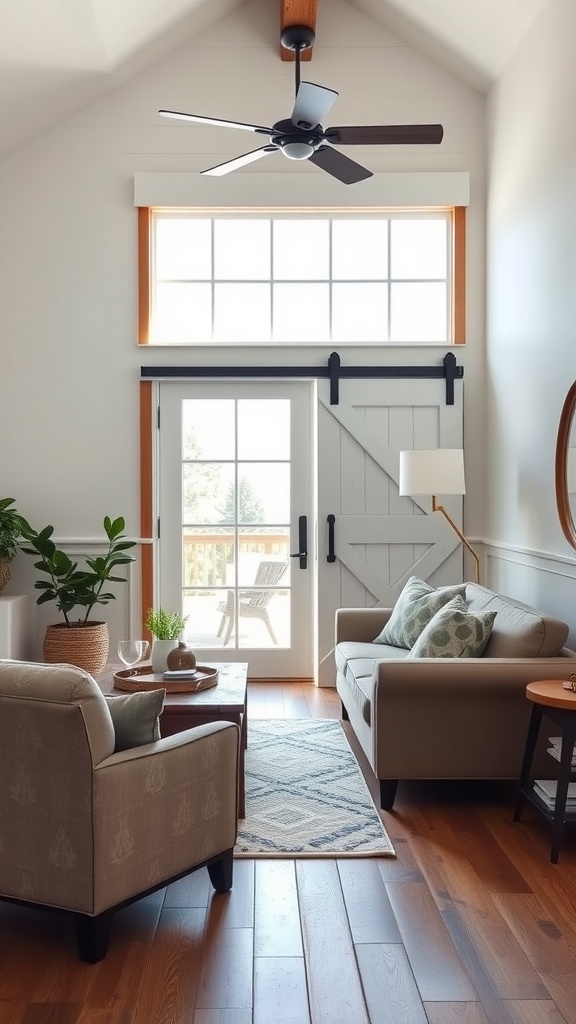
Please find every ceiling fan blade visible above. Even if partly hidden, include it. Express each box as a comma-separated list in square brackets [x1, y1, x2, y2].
[159, 109, 272, 136]
[326, 124, 444, 146]
[309, 146, 372, 185]
[291, 82, 338, 129]
[201, 146, 277, 177]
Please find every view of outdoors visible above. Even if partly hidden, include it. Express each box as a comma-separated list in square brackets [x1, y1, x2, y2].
[151, 213, 449, 344]
[180, 398, 291, 649]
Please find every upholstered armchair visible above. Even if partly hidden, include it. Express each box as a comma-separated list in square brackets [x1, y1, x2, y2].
[0, 660, 239, 962]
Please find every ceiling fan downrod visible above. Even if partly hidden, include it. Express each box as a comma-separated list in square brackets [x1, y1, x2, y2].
[280, 25, 316, 96]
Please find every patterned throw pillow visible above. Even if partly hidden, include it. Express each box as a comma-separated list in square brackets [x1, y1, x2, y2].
[104, 690, 165, 752]
[373, 576, 467, 649]
[407, 596, 497, 658]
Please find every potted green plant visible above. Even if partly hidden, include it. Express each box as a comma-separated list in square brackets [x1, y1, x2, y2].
[145, 608, 189, 673]
[0, 498, 30, 593]
[20, 515, 136, 674]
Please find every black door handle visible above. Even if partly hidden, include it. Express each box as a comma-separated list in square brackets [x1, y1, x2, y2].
[327, 514, 336, 562]
[289, 515, 307, 569]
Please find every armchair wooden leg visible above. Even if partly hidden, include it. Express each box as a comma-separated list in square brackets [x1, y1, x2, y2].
[379, 780, 399, 811]
[341, 701, 349, 721]
[207, 848, 234, 893]
[75, 911, 113, 963]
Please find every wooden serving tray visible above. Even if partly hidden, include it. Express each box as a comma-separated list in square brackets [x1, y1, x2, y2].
[113, 664, 219, 693]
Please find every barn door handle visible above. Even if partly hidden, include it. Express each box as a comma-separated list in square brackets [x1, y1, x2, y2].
[289, 515, 308, 569]
[327, 514, 336, 562]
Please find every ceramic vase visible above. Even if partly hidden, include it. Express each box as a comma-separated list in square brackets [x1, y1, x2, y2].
[151, 639, 178, 674]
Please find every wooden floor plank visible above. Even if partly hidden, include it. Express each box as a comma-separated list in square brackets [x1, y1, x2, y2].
[384, 881, 478, 1001]
[253, 957, 310, 1024]
[254, 860, 303, 957]
[411, 809, 548, 999]
[84, 891, 166, 1010]
[210, 860, 254, 930]
[337, 859, 402, 943]
[505, 1001, 571, 1023]
[165, 868, 211, 909]
[194, 1013, 252, 1024]
[297, 860, 370, 1024]
[424, 1003, 491, 1024]
[355, 944, 428, 1024]
[131, 907, 206, 1024]
[195, 924, 253, 1011]
[492, 893, 576, 1024]
[281, 683, 312, 718]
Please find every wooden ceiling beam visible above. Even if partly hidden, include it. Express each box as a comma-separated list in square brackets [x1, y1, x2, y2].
[280, 0, 317, 61]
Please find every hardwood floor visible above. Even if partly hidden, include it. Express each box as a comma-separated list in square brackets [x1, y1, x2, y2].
[2, 682, 576, 1024]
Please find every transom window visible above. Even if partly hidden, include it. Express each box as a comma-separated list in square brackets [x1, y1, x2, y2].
[140, 208, 463, 346]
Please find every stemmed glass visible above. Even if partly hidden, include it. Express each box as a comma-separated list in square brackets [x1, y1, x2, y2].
[117, 640, 150, 673]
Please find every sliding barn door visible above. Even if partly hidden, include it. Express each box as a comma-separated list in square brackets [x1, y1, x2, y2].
[316, 378, 463, 686]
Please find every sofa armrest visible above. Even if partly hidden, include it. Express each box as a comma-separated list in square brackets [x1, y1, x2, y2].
[91, 721, 239, 914]
[336, 607, 392, 644]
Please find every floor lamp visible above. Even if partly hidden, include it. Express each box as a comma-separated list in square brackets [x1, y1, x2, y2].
[399, 448, 480, 584]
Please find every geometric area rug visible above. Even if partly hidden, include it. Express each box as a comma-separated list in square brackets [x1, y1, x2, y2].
[234, 719, 395, 858]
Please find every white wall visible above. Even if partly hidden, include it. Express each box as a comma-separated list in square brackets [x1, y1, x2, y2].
[486, 0, 576, 644]
[0, 0, 486, 656]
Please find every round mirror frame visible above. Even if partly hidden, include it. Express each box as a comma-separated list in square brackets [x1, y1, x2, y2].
[555, 380, 576, 550]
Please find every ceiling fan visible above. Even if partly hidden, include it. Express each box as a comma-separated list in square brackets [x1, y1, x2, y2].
[158, 25, 444, 185]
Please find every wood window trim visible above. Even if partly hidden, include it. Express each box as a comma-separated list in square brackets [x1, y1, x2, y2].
[138, 207, 151, 346]
[453, 206, 466, 345]
[137, 206, 467, 347]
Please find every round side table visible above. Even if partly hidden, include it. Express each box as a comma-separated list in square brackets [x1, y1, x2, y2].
[514, 679, 576, 863]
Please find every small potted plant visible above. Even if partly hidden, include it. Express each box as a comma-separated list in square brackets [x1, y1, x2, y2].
[0, 498, 30, 593]
[145, 608, 189, 673]
[20, 515, 136, 674]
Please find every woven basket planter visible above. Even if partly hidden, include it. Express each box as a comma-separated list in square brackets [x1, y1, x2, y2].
[0, 558, 10, 593]
[43, 621, 109, 675]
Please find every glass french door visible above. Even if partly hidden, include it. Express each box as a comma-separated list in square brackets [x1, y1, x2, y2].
[157, 381, 314, 678]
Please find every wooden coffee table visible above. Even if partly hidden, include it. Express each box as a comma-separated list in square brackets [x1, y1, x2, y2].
[98, 662, 248, 818]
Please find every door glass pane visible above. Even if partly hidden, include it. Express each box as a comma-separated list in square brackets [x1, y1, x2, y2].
[182, 399, 235, 459]
[182, 464, 235, 523]
[238, 464, 289, 523]
[238, 400, 290, 459]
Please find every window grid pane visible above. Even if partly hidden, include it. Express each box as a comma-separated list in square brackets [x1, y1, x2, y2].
[150, 210, 452, 345]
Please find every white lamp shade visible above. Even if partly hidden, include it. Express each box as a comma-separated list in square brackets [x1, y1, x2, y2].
[399, 448, 466, 496]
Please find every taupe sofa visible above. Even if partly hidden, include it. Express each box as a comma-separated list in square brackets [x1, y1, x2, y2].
[335, 583, 576, 809]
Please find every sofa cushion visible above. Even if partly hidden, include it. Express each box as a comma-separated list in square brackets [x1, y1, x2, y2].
[373, 576, 467, 649]
[104, 690, 165, 752]
[407, 597, 497, 659]
[464, 583, 569, 658]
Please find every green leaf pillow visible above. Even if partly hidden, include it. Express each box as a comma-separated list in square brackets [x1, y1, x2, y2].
[374, 576, 467, 649]
[407, 596, 497, 658]
[104, 690, 165, 752]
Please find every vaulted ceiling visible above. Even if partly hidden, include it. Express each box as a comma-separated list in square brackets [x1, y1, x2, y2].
[0, 0, 549, 161]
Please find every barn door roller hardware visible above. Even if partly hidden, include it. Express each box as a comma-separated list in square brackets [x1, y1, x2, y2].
[141, 351, 463, 406]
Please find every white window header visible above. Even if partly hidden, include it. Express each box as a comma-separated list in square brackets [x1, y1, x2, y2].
[133, 172, 470, 209]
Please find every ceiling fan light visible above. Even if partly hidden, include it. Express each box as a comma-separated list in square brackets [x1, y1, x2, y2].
[280, 140, 315, 160]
